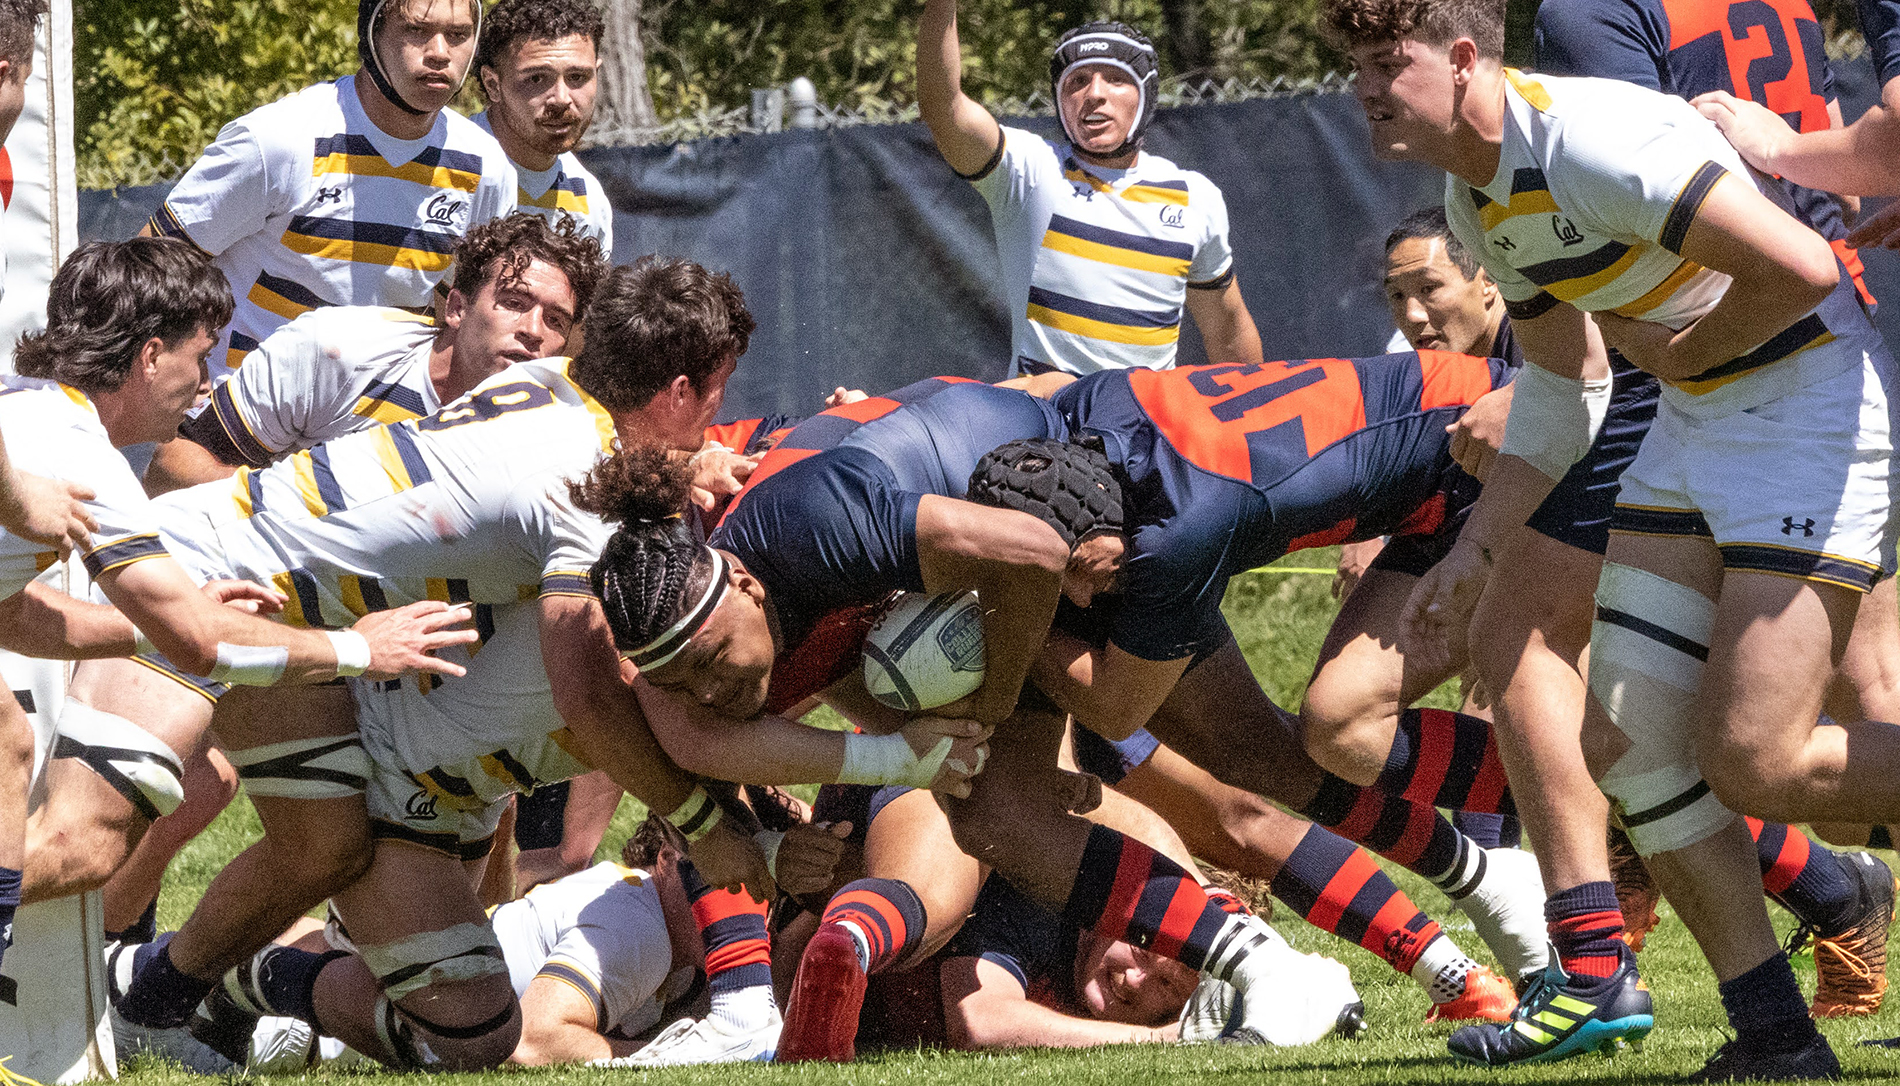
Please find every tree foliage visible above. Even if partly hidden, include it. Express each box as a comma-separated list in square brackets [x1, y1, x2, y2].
[74, 0, 1345, 186]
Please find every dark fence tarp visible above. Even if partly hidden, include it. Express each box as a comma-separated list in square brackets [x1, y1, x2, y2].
[76, 56, 1900, 422]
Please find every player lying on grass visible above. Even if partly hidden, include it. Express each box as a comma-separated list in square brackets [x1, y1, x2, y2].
[1329, 0, 1899, 1073]
[110, 814, 850, 1072]
[0, 240, 475, 986]
[582, 368, 1562, 1058]
[96, 259, 835, 1061]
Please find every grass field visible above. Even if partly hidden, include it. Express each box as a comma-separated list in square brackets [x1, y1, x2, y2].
[131, 551, 1897, 1085]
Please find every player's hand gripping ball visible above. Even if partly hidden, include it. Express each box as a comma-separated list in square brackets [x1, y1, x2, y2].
[862, 590, 987, 710]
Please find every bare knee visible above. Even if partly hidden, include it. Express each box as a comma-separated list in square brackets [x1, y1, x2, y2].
[26, 782, 146, 898]
[392, 982, 521, 1072]
[1192, 793, 1300, 876]
[1698, 733, 1804, 825]
[1296, 692, 1386, 785]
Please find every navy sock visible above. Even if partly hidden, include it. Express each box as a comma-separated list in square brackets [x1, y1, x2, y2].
[106, 896, 160, 946]
[1717, 955, 1821, 1051]
[118, 940, 215, 1029]
[0, 865, 18, 1000]
[1453, 811, 1523, 850]
[1751, 819, 1859, 935]
[252, 946, 341, 1026]
[1545, 881, 1627, 983]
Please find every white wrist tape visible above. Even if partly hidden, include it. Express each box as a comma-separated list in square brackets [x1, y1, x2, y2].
[207, 643, 290, 685]
[1499, 362, 1613, 481]
[325, 629, 372, 677]
[666, 785, 724, 841]
[131, 625, 157, 657]
[838, 731, 955, 789]
[754, 830, 785, 880]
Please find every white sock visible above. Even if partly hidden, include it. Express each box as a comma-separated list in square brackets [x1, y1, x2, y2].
[1203, 912, 1291, 991]
[1430, 835, 1487, 900]
[708, 983, 778, 1033]
[1409, 933, 1478, 1004]
[834, 919, 874, 973]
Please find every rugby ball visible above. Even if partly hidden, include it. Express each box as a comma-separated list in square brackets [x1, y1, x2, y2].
[863, 590, 987, 710]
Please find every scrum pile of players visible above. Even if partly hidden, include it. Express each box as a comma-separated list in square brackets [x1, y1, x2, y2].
[0, 0, 1897, 1079]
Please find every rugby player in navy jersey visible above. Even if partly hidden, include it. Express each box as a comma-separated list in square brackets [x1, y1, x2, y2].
[581, 355, 1574, 1058]
[1696, 0, 1900, 244]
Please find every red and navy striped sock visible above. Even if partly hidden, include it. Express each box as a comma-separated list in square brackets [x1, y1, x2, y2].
[1374, 708, 1514, 816]
[1268, 825, 1444, 977]
[1749, 817, 1858, 935]
[1063, 825, 1264, 978]
[821, 878, 926, 975]
[1546, 881, 1627, 982]
[681, 860, 773, 996]
[1300, 775, 1480, 891]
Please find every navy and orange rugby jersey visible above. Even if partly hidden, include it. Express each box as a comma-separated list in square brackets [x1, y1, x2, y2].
[1055, 351, 1513, 661]
[1865, 0, 1900, 85]
[1534, 0, 1874, 304]
[710, 378, 1067, 713]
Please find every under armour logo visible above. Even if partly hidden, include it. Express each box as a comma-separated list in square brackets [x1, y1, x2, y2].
[405, 790, 439, 819]
[1553, 215, 1584, 246]
[423, 193, 465, 227]
[1494, 235, 1515, 252]
[313, 186, 344, 205]
[1159, 205, 1185, 228]
[1782, 516, 1816, 537]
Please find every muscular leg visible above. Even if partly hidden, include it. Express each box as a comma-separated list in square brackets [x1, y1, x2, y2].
[25, 659, 205, 902]
[119, 684, 368, 1030]
[305, 841, 521, 1070]
[101, 746, 239, 937]
[0, 694, 29, 980]
[861, 788, 983, 964]
[1467, 527, 1606, 895]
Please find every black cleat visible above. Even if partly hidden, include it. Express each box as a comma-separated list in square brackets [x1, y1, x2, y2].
[1688, 1033, 1840, 1082]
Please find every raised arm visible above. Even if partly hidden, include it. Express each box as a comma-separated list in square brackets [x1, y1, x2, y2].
[918, 0, 1004, 176]
[1183, 279, 1264, 367]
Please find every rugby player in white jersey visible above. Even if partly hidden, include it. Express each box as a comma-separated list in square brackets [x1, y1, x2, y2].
[154, 213, 605, 491]
[472, 0, 614, 255]
[108, 259, 986, 1068]
[1330, 0, 1898, 1074]
[141, 0, 517, 491]
[918, 1, 1261, 376]
[0, 240, 474, 983]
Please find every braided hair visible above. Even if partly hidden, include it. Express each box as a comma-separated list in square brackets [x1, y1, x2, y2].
[570, 445, 717, 653]
[966, 439, 1125, 549]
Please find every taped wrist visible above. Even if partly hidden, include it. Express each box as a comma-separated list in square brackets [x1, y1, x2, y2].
[326, 630, 371, 677]
[225, 735, 371, 799]
[52, 698, 185, 821]
[207, 643, 290, 685]
[1498, 362, 1613, 481]
[838, 731, 955, 788]
[666, 785, 724, 841]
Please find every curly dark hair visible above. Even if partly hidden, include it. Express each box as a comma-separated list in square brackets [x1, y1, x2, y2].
[1385, 206, 1479, 280]
[14, 238, 234, 395]
[452, 212, 607, 322]
[572, 444, 718, 652]
[569, 256, 755, 412]
[0, 0, 44, 68]
[474, 0, 605, 96]
[1323, 0, 1504, 57]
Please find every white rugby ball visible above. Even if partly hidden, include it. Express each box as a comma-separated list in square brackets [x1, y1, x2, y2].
[863, 590, 987, 710]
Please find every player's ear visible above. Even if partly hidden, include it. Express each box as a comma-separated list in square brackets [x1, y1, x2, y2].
[1449, 36, 1480, 84]
[478, 63, 501, 102]
[136, 335, 164, 378]
[730, 563, 765, 603]
[441, 287, 469, 331]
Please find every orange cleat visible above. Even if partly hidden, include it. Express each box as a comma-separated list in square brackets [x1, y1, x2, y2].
[1803, 854, 1895, 1018]
[1608, 826, 1660, 953]
[1425, 965, 1516, 1024]
[774, 923, 867, 1063]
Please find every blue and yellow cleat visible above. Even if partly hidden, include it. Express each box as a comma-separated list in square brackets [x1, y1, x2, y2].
[1448, 951, 1653, 1067]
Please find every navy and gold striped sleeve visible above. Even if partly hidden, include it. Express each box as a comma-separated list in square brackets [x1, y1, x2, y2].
[82, 533, 171, 579]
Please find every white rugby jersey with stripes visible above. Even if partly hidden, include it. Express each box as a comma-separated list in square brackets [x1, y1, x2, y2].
[1445, 69, 1876, 419]
[473, 112, 614, 258]
[491, 861, 696, 1040]
[970, 126, 1235, 375]
[0, 378, 174, 596]
[183, 306, 444, 469]
[149, 356, 614, 630]
[150, 76, 516, 380]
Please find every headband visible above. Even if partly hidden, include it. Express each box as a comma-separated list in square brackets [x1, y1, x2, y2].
[623, 548, 730, 671]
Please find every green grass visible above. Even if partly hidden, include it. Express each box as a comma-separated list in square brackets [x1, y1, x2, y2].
[134, 550, 1897, 1085]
